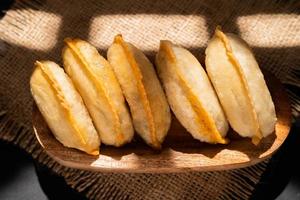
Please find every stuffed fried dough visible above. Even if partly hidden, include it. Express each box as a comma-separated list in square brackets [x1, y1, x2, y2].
[156, 40, 229, 144]
[30, 61, 100, 155]
[205, 27, 277, 144]
[63, 39, 134, 147]
[107, 35, 171, 149]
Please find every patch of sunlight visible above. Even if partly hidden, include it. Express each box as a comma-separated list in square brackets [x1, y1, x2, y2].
[237, 14, 300, 47]
[1, 10, 61, 51]
[89, 14, 208, 52]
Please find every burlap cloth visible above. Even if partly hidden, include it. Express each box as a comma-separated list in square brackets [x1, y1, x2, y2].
[0, 0, 299, 199]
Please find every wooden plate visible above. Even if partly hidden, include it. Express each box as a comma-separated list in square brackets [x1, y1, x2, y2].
[33, 71, 291, 173]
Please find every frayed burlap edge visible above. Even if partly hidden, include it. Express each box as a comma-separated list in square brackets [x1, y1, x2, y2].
[0, 109, 270, 199]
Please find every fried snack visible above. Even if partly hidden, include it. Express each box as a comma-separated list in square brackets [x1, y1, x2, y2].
[62, 39, 134, 147]
[30, 61, 100, 155]
[205, 27, 277, 144]
[107, 35, 171, 149]
[156, 40, 229, 144]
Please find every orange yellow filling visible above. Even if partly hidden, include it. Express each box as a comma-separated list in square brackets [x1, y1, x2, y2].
[36, 61, 87, 146]
[64, 39, 123, 145]
[215, 27, 262, 145]
[160, 41, 227, 144]
[114, 35, 159, 148]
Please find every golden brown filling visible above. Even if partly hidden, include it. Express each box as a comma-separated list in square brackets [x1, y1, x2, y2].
[64, 39, 123, 145]
[160, 41, 227, 144]
[215, 27, 262, 144]
[114, 35, 159, 148]
[36, 61, 87, 146]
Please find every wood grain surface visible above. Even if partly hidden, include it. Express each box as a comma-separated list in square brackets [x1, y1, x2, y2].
[32, 71, 291, 173]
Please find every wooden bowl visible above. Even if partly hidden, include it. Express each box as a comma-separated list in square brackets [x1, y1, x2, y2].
[32, 71, 291, 173]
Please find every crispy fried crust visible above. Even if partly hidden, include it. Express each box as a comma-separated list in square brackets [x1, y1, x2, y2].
[206, 27, 276, 144]
[156, 41, 228, 144]
[30, 61, 100, 155]
[108, 35, 171, 149]
[63, 39, 134, 147]
[114, 35, 157, 147]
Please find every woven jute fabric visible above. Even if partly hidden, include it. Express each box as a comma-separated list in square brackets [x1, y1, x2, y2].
[0, 0, 299, 199]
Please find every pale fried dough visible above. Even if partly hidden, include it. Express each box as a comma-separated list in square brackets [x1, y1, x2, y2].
[205, 27, 277, 144]
[156, 40, 228, 144]
[107, 35, 171, 149]
[62, 39, 134, 147]
[30, 61, 100, 155]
